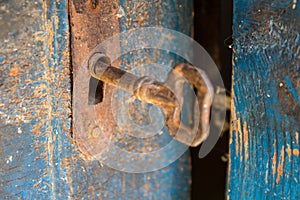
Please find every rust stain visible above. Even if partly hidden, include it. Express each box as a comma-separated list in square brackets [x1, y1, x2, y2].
[70, 0, 120, 159]
[276, 146, 285, 184]
[8, 64, 24, 77]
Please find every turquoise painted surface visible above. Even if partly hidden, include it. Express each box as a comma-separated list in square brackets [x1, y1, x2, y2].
[228, 0, 299, 199]
[0, 0, 193, 199]
[116, 0, 193, 198]
[0, 0, 71, 198]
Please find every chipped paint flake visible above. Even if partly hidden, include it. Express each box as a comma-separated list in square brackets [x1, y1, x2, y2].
[275, 147, 285, 184]
[272, 150, 277, 175]
[293, 149, 299, 156]
[8, 64, 24, 77]
[243, 122, 249, 160]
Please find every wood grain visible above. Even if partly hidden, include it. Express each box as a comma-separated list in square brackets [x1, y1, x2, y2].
[228, 0, 299, 199]
[0, 0, 71, 198]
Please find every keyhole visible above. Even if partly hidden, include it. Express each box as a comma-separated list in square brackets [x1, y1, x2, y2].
[88, 77, 104, 105]
[90, 0, 99, 9]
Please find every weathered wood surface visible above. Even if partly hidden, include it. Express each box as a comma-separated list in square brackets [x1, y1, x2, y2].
[228, 0, 299, 199]
[0, 0, 71, 198]
[0, 0, 193, 199]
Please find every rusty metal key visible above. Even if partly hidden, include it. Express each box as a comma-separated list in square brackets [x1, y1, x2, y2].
[88, 53, 214, 147]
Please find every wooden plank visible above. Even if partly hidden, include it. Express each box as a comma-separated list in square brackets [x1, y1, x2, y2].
[0, 0, 71, 199]
[228, 0, 299, 199]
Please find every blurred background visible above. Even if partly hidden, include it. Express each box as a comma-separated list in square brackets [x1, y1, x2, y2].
[191, 0, 233, 199]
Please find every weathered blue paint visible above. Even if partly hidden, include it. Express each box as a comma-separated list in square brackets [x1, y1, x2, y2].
[228, 0, 299, 199]
[116, 0, 193, 198]
[1, 0, 193, 199]
[0, 0, 72, 199]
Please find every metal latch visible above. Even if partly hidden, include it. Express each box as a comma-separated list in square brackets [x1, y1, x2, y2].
[88, 53, 214, 147]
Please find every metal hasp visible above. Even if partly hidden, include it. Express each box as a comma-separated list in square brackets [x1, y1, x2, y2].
[88, 53, 214, 147]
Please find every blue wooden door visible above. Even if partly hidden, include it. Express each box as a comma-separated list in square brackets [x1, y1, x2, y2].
[1, 0, 299, 199]
[0, 0, 192, 199]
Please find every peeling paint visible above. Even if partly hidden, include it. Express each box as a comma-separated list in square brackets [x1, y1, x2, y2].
[8, 64, 24, 77]
[228, 0, 300, 199]
[275, 147, 285, 184]
[243, 122, 249, 160]
[272, 143, 277, 175]
[293, 149, 299, 156]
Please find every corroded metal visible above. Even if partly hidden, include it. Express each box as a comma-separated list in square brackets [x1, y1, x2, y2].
[88, 53, 214, 147]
